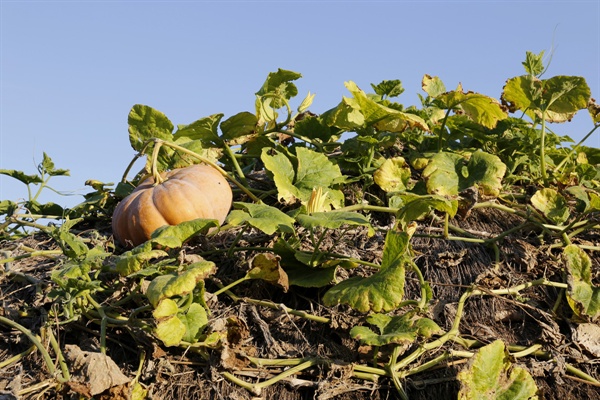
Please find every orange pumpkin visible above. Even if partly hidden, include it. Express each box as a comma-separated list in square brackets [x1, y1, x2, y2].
[112, 164, 232, 247]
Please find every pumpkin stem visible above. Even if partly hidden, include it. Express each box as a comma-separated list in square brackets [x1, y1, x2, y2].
[150, 141, 165, 185]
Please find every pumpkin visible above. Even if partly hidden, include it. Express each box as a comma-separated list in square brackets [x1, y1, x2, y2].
[112, 164, 232, 247]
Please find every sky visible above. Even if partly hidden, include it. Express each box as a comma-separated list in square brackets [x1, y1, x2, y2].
[1, 0, 600, 210]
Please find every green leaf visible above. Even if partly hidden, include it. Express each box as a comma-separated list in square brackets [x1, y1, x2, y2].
[371, 79, 404, 98]
[261, 147, 344, 207]
[373, 157, 411, 192]
[0, 200, 17, 215]
[25, 200, 65, 216]
[0, 169, 43, 185]
[226, 202, 295, 235]
[55, 230, 89, 259]
[323, 230, 409, 312]
[522, 50, 545, 76]
[180, 302, 209, 343]
[422, 74, 446, 98]
[294, 115, 340, 143]
[150, 218, 219, 249]
[350, 312, 442, 346]
[146, 261, 216, 307]
[40, 153, 70, 176]
[530, 188, 570, 225]
[296, 211, 373, 235]
[272, 238, 337, 288]
[257, 69, 302, 98]
[436, 88, 507, 129]
[220, 111, 258, 144]
[565, 186, 590, 213]
[114, 242, 169, 276]
[564, 244, 600, 319]
[172, 114, 223, 145]
[390, 193, 458, 227]
[422, 151, 506, 197]
[457, 340, 538, 400]
[128, 104, 174, 152]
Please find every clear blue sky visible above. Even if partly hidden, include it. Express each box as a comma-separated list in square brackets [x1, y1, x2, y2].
[2, 1, 599, 209]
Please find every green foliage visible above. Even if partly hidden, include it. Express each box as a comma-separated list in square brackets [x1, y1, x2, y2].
[350, 312, 442, 346]
[323, 230, 411, 313]
[3, 51, 600, 397]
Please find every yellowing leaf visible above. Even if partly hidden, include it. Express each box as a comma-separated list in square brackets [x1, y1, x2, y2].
[530, 188, 570, 225]
[564, 244, 600, 320]
[458, 340, 538, 400]
[374, 157, 411, 192]
[436, 89, 507, 129]
[502, 75, 591, 123]
[422, 151, 506, 197]
[247, 253, 289, 292]
[154, 315, 186, 347]
[345, 81, 428, 131]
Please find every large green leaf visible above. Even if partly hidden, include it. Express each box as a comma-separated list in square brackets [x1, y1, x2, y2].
[172, 114, 223, 146]
[457, 340, 538, 399]
[390, 193, 458, 228]
[323, 230, 410, 312]
[150, 218, 219, 249]
[294, 115, 341, 143]
[350, 312, 442, 346]
[261, 147, 344, 207]
[0, 169, 43, 185]
[564, 244, 600, 320]
[128, 104, 174, 151]
[226, 202, 295, 235]
[422, 150, 506, 197]
[220, 111, 258, 144]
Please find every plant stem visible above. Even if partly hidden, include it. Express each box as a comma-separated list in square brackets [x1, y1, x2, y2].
[540, 115, 548, 182]
[0, 315, 65, 382]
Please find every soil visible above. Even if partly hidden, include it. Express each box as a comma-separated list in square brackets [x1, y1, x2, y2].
[1, 205, 599, 400]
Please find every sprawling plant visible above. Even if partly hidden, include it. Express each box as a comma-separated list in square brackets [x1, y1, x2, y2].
[1, 52, 599, 399]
